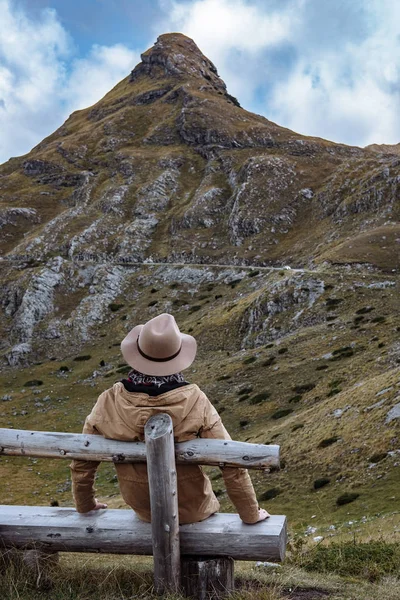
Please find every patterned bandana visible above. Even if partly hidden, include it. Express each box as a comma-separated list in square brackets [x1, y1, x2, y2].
[127, 368, 186, 388]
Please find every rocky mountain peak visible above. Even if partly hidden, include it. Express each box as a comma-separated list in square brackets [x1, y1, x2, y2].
[130, 33, 227, 94]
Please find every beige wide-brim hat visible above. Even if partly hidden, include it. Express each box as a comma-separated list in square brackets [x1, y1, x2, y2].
[121, 313, 197, 376]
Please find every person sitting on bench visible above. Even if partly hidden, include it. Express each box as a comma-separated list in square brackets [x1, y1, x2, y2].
[70, 313, 270, 525]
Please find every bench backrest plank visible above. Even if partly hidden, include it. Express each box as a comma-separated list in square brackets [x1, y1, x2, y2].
[0, 428, 279, 469]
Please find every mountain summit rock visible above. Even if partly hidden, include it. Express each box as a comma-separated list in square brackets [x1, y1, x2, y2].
[130, 33, 228, 96]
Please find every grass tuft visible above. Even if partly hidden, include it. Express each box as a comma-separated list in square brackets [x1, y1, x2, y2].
[336, 492, 360, 506]
[298, 540, 400, 582]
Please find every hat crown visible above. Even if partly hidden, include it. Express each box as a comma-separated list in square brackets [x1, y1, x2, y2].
[138, 314, 181, 360]
[120, 312, 197, 376]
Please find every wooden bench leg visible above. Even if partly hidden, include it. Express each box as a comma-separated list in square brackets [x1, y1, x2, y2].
[181, 556, 234, 599]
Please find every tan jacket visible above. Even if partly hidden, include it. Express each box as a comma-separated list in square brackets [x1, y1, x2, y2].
[70, 382, 260, 524]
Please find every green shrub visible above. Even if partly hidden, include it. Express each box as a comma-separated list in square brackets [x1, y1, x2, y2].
[59, 366, 70, 372]
[354, 315, 365, 324]
[148, 300, 158, 307]
[206, 284, 214, 291]
[326, 315, 337, 321]
[259, 487, 281, 501]
[356, 306, 374, 314]
[265, 343, 274, 349]
[24, 379, 43, 387]
[217, 374, 231, 381]
[109, 303, 124, 312]
[313, 477, 331, 490]
[331, 346, 354, 360]
[336, 492, 360, 506]
[329, 379, 342, 387]
[277, 347, 288, 354]
[238, 386, 253, 396]
[239, 419, 249, 427]
[271, 408, 293, 419]
[369, 452, 387, 463]
[378, 342, 385, 348]
[243, 356, 257, 364]
[215, 294, 223, 299]
[238, 394, 250, 402]
[189, 305, 201, 312]
[249, 392, 270, 404]
[73, 355, 91, 361]
[316, 365, 329, 370]
[150, 288, 158, 293]
[169, 283, 178, 289]
[249, 396, 267, 406]
[326, 298, 343, 310]
[262, 356, 276, 366]
[292, 423, 304, 431]
[229, 278, 242, 288]
[327, 388, 341, 397]
[372, 316, 386, 323]
[289, 394, 302, 403]
[293, 382, 315, 394]
[248, 270, 260, 277]
[318, 436, 339, 448]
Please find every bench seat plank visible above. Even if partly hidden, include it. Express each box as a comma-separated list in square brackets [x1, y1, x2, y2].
[0, 506, 287, 561]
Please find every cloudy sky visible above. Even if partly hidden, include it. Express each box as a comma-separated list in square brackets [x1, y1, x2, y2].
[1, 0, 399, 163]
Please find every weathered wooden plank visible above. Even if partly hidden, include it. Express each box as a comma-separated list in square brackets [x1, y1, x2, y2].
[0, 428, 279, 469]
[181, 557, 234, 600]
[145, 414, 181, 594]
[0, 507, 287, 561]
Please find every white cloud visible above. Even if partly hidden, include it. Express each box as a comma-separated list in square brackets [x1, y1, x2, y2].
[158, 0, 294, 105]
[0, 0, 139, 163]
[161, 0, 400, 146]
[165, 0, 291, 53]
[63, 44, 139, 114]
[268, 13, 400, 146]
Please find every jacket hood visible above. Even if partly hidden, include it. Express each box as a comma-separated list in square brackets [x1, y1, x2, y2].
[90, 382, 203, 441]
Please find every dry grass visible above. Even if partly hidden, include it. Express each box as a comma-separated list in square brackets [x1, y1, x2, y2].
[1, 549, 400, 600]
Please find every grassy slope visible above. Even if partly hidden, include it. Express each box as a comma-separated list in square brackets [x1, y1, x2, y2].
[1, 265, 399, 543]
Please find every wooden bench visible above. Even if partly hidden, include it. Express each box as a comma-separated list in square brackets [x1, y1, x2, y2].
[0, 416, 287, 598]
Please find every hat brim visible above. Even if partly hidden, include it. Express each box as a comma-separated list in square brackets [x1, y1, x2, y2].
[120, 324, 197, 376]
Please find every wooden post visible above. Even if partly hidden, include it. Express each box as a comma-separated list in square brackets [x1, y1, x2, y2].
[144, 414, 181, 595]
[181, 556, 234, 600]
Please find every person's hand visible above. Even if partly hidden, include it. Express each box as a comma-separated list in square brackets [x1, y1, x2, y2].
[243, 508, 270, 524]
[92, 498, 108, 510]
[256, 508, 270, 522]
